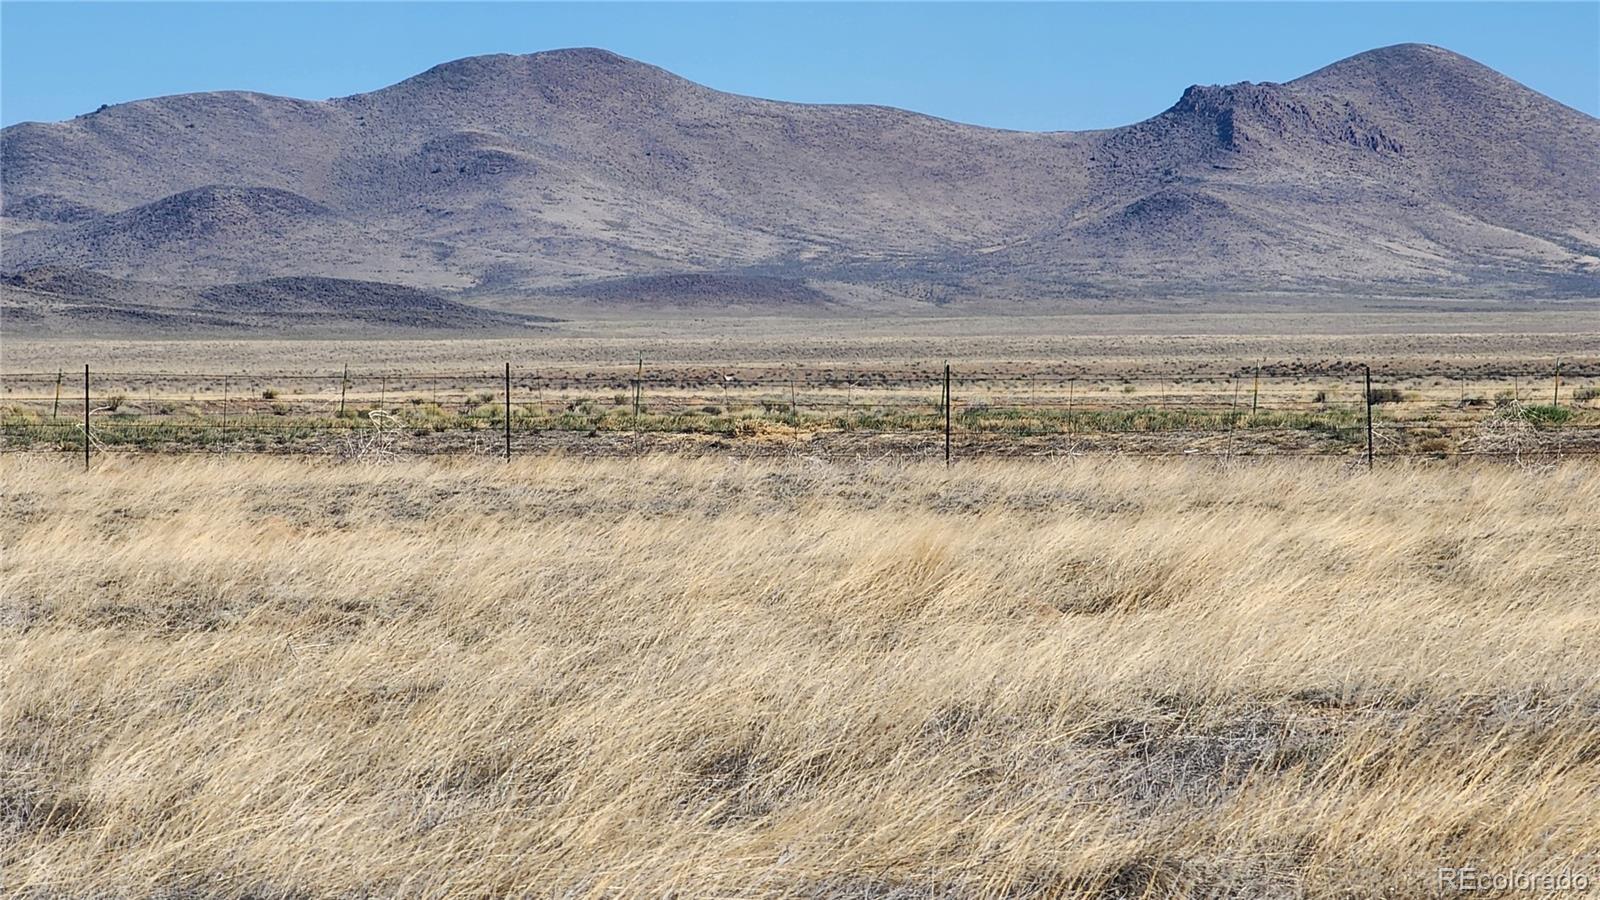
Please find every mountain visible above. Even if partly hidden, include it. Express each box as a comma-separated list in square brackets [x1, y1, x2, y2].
[3, 43, 1597, 309]
[1, 266, 549, 335]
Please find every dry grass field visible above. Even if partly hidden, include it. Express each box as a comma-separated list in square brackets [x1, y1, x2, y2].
[4, 453, 1598, 898]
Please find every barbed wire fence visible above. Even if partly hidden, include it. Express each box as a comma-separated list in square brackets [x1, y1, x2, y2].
[1, 359, 1596, 467]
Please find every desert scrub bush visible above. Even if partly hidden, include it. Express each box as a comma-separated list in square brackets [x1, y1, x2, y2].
[2, 404, 42, 425]
[1519, 404, 1572, 425]
[1366, 387, 1404, 404]
[1414, 436, 1455, 454]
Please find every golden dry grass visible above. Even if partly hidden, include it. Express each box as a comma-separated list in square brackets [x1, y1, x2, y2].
[3, 454, 1598, 897]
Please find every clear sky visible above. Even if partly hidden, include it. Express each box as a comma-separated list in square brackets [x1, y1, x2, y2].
[2, 2, 1596, 130]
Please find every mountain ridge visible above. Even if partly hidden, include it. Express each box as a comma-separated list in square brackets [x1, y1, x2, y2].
[3, 43, 1597, 309]
[1, 266, 550, 334]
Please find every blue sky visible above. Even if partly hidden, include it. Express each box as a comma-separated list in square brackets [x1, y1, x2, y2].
[2, 2, 1596, 129]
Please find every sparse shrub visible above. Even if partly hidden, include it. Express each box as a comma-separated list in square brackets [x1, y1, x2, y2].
[1521, 404, 1572, 425]
[103, 394, 125, 411]
[261, 388, 279, 400]
[1574, 385, 1600, 403]
[565, 399, 603, 416]
[1366, 387, 1403, 405]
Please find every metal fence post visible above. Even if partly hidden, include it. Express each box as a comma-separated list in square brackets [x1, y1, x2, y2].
[83, 364, 90, 470]
[339, 364, 348, 418]
[1225, 374, 1238, 460]
[221, 374, 229, 449]
[944, 362, 952, 466]
[1067, 377, 1075, 436]
[790, 372, 799, 443]
[504, 362, 512, 461]
[633, 353, 643, 434]
[1553, 358, 1562, 407]
[1365, 365, 1374, 471]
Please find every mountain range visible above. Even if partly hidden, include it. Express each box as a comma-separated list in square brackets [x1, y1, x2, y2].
[3, 43, 1598, 320]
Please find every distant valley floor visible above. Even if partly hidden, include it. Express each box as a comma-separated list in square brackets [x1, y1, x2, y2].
[6, 306, 1598, 372]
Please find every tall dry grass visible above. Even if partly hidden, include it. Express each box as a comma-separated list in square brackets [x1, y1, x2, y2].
[2, 454, 1598, 897]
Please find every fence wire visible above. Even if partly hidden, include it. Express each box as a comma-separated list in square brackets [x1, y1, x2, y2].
[2, 364, 1596, 460]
